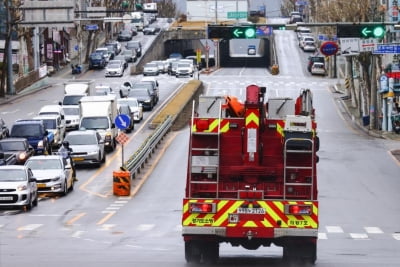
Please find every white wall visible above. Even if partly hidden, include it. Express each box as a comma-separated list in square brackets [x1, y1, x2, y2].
[186, 0, 248, 22]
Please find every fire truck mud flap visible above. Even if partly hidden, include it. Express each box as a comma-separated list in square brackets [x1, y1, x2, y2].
[281, 237, 317, 264]
[185, 240, 219, 264]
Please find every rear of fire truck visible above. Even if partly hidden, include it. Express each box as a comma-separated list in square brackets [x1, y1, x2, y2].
[182, 85, 319, 263]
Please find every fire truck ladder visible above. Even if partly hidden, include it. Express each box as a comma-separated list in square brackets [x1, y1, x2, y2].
[283, 137, 315, 200]
[188, 99, 222, 198]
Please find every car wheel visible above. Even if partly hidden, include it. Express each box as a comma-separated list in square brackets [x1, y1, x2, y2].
[101, 151, 106, 163]
[32, 193, 38, 206]
[24, 195, 34, 211]
[62, 179, 68, 196]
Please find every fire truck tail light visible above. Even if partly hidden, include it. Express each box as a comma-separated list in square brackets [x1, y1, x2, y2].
[189, 202, 216, 213]
[196, 119, 209, 131]
[285, 204, 312, 215]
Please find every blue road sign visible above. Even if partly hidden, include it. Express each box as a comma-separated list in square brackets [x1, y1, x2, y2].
[373, 44, 400, 54]
[115, 114, 130, 130]
[85, 24, 99, 31]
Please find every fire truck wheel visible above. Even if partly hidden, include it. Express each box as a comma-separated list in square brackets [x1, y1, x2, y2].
[202, 241, 219, 263]
[184, 241, 201, 263]
[283, 243, 317, 264]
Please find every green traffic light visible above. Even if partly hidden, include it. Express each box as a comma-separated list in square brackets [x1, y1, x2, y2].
[373, 26, 385, 38]
[244, 27, 256, 38]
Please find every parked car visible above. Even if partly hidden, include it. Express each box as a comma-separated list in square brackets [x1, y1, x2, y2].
[311, 62, 326, 76]
[63, 130, 105, 167]
[0, 138, 34, 164]
[126, 88, 155, 111]
[25, 155, 74, 196]
[117, 97, 143, 122]
[117, 104, 135, 133]
[33, 114, 66, 148]
[120, 49, 137, 63]
[62, 106, 80, 131]
[0, 118, 10, 140]
[105, 59, 125, 77]
[117, 30, 133, 41]
[125, 40, 142, 57]
[0, 165, 38, 210]
[143, 62, 159, 76]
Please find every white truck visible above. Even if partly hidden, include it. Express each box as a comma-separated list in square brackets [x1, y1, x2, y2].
[62, 79, 94, 106]
[78, 95, 118, 151]
[130, 11, 147, 31]
[143, 2, 158, 23]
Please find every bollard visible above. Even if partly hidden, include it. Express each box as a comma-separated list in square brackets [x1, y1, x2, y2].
[113, 171, 131, 196]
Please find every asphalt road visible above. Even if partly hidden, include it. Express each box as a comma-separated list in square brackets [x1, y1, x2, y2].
[0, 27, 400, 267]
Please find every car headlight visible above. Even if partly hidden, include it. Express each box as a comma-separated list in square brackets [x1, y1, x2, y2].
[17, 184, 28, 191]
[18, 152, 27, 161]
[51, 176, 61, 182]
[38, 140, 44, 148]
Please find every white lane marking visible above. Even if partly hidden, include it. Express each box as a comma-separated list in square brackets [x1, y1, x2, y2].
[318, 233, 328, 239]
[137, 224, 155, 231]
[17, 224, 42, 231]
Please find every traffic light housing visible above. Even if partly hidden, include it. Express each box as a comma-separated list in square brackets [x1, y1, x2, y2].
[337, 24, 386, 38]
[208, 25, 257, 39]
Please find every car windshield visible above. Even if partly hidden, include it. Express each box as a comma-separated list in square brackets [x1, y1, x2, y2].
[90, 53, 103, 60]
[133, 82, 152, 90]
[63, 95, 84, 105]
[0, 169, 26, 181]
[80, 117, 110, 130]
[145, 63, 157, 68]
[26, 159, 62, 170]
[41, 119, 57, 130]
[63, 107, 80, 115]
[122, 50, 132, 55]
[178, 63, 190, 68]
[11, 124, 43, 138]
[108, 63, 121, 68]
[128, 89, 148, 98]
[118, 99, 138, 108]
[127, 42, 139, 48]
[65, 134, 97, 145]
[0, 141, 25, 151]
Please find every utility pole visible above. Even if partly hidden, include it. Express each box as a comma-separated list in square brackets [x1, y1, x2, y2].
[370, 55, 377, 130]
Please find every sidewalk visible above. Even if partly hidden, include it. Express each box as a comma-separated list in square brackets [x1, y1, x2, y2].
[332, 82, 400, 141]
[0, 62, 88, 106]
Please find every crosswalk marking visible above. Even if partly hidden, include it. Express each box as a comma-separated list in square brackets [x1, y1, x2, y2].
[364, 227, 383, 234]
[350, 233, 369, 239]
[326, 226, 343, 233]
[393, 233, 400, 240]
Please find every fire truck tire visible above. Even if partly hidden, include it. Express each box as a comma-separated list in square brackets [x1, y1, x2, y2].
[283, 243, 317, 264]
[184, 241, 201, 263]
[202, 242, 219, 263]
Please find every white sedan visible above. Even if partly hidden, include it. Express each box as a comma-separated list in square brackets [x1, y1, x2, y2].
[105, 60, 124, 77]
[25, 155, 74, 196]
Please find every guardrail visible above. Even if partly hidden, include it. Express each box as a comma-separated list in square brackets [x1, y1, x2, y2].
[123, 116, 173, 178]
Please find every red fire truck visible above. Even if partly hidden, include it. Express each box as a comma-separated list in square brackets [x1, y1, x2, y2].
[182, 85, 319, 263]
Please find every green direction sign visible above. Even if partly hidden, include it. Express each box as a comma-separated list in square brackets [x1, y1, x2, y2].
[361, 25, 385, 38]
[232, 26, 256, 38]
[227, 11, 247, 19]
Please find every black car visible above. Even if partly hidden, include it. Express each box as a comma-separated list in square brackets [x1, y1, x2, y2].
[131, 81, 159, 104]
[117, 30, 133, 41]
[120, 49, 137, 63]
[114, 55, 128, 70]
[125, 40, 142, 57]
[126, 88, 155, 111]
[117, 104, 134, 133]
[143, 26, 160, 35]
[0, 118, 9, 140]
[0, 138, 35, 164]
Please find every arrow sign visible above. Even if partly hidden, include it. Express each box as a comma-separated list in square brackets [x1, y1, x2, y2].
[233, 28, 243, 38]
[361, 27, 371, 37]
[115, 114, 130, 130]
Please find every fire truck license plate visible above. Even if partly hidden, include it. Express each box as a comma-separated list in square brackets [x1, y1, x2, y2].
[237, 208, 265, 214]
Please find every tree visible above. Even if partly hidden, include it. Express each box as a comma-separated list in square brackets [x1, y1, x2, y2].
[157, 0, 178, 18]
